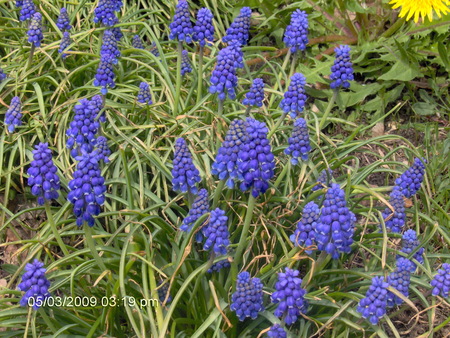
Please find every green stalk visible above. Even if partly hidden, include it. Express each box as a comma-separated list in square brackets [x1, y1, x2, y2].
[173, 41, 183, 116]
[244, 106, 251, 116]
[45, 202, 69, 257]
[268, 112, 287, 139]
[188, 253, 215, 308]
[289, 51, 298, 77]
[84, 225, 107, 271]
[269, 49, 291, 107]
[24, 44, 36, 76]
[212, 180, 226, 209]
[215, 100, 224, 149]
[274, 160, 291, 189]
[196, 46, 204, 105]
[318, 90, 337, 130]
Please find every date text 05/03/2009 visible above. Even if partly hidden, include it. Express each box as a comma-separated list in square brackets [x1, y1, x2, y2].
[27, 296, 159, 308]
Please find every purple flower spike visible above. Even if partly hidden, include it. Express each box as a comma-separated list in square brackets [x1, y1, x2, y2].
[27, 12, 43, 47]
[171, 138, 201, 194]
[280, 73, 307, 118]
[132, 35, 144, 49]
[386, 257, 414, 307]
[20, 0, 36, 21]
[5, 96, 22, 133]
[243, 78, 265, 107]
[94, 55, 116, 95]
[137, 82, 152, 105]
[18, 259, 51, 310]
[395, 158, 426, 198]
[285, 117, 311, 164]
[284, 9, 309, 53]
[209, 45, 239, 101]
[267, 324, 287, 338]
[181, 50, 192, 75]
[59, 31, 71, 58]
[430, 263, 450, 298]
[193, 8, 215, 47]
[57, 7, 71, 31]
[203, 208, 230, 255]
[357, 276, 389, 325]
[290, 201, 320, 254]
[100, 29, 120, 62]
[169, 0, 193, 43]
[330, 45, 354, 89]
[94, 0, 119, 27]
[207, 259, 230, 273]
[398, 229, 424, 272]
[381, 188, 406, 233]
[180, 188, 209, 232]
[223, 7, 252, 46]
[0, 68, 6, 83]
[230, 271, 264, 321]
[311, 169, 333, 191]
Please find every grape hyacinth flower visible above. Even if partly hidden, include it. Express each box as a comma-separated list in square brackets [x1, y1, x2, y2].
[27, 143, 60, 206]
[357, 276, 389, 325]
[212, 119, 248, 188]
[67, 150, 106, 227]
[111, 27, 123, 41]
[271, 268, 308, 325]
[100, 29, 120, 62]
[180, 188, 209, 232]
[157, 281, 172, 304]
[172, 138, 201, 194]
[238, 118, 275, 198]
[169, 0, 193, 43]
[137, 82, 152, 105]
[181, 50, 192, 76]
[56, 7, 71, 31]
[20, 0, 36, 21]
[59, 31, 71, 58]
[290, 201, 320, 254]
[280, 73, 307, 118]
[18, 259, 51, 310]
[209, 45, 238, 101]
[386, 257, 414, 307]
[94, 136, 111, 163]
[330, 45, 354, 89]
[311, 169, 333, 191]
[395, 158, 426, 198]
[207, 259, 230, 273]
[243, 78, 265, 107]
[27, 12, 43, 47]
[5, 96, 22, 133]
[132, 35, 144, 49]
[223, 7, 252, 46]
[398, 229, 424, 272]
[111, 0, 123, 12]
[150, 42, 160, 57]
[230, 271, 264, 321]
[0, 68, 6, 83]
[193, 8, 215, 47]
[381, 188, 405, 233]
[94, 55, 116, 95]
[431, 263, 450, 298]
[267, 324, 287, 338]
[16, 0, 23, 7]
[94, 0, 118, 27]
[285, 118, 311, 164]
[315, 183, 355, 259]
[203, 208, 230, 255]
[284, 9, 309, 53]
[229, 42, 244, 69]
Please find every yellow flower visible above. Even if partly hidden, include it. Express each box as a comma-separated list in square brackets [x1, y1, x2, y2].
[389, 0, 450, 22]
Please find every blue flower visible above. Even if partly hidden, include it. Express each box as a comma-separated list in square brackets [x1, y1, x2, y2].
[157, 281, 172, 303]
[132, 35, 144, 49]
[94, 54, 116, 95]
[56, 7, 71, 31]
[180, 188, 209, 232]
[193, 8, 215, 47]
[330, 45, 354, 89]
[230, 271, 264, 321]
[172, 138, 201, 194]
[209, 45, 238, 101]
[27, 143, 60, 206]
[5, 96, 22, 133]
[386, 257, 414, 307]
[137, 82, 153, 105]
[203, 208, 229, 255]
[394, 158, 426, 198]
[311, 169, 333, 191]
[101, 29, 120, 62]
[110, 27, 123, 41]
[67, 150, 106, 227]
[381, 188, 405, 233]
[238, 118, 275, 198]
[59, 31, 71, 58]
[398, 229, 424, 272]
[181, 50, 192, 76]
[94, 0, 118, 27]
[223, 7, 251, 46]
[169, 0, 193, 43]
[430, 263, 450, 298]
[357, 276, 389, 325]
[279, 73, 307, 118]
[111, 0, 123, 12]
[229, 41, 244, 69]
[267, 324, 287, 338]
[18, 259, 51, 310]
[290, 201, 319, 254]
[212, 119, 248, 188]
[284, 9, 308, 53]
[285, 118, 311, 164]
[93, 136, 111, 163]
[315, 183, 355, 259]
[150, 42, 160, 57]
[243, 78, 265, 107]
[207, 259, 230, 273]
[16, 1, 23, 7]
[271, 268, 308, 325]
[20, 0, 36, 21]
[27, 12, 43, 47]
[0, 68, 6, 83]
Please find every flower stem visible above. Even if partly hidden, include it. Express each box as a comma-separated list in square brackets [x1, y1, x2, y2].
[268, 112, 287, 139]
[289, 51, 298, 77]
[318, 90, 337, 130]
[212, 179, 226, 209]
[196, 46, 204, 105]
[173, 41, 183, 116]
[84, 225, 108, 271]
[268, 49, 291, 107]
[215, 100, 224, 150]
[45, 202, 69, 257]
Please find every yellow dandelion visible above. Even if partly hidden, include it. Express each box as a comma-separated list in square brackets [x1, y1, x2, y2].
[389, 0, 450, 22]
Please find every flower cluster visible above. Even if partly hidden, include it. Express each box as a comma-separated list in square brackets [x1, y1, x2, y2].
[27, 12, 43, 47]
[207, 259, 230, 273]
[18, 259, 51, 310]
[169, 0, 193, 43]
[381, 189, 405, 232]
[94, 0, 119, 27]
[243, 78, 265, 107]
[180, 188, 209, 232]
[172, 138, 201, 194]
[181, 50, 192, 75]
[398, 229, 424, 272]
[315, 183, 355, 259]
[111, 27, 123, 41]
[267, 324, 287, 338]
[132, 35, 144, 49]
[5, 96, 22, 133]
[284, 9, 309, 53]
[330, 45, 354, 89]
[193, 8, 215, 47]
[209, 45, 239, 101]
[394, 158, 426, 198]
[111, 0, 123, 12]
[57, 7, 71, 31]
[137, 82, 152, 105]
[238, 118, 275, 198]
[16, 0, 23, 7]
[203, 208, 229, 255]
[0, 68, 6, 83]
[223, 7, 252, 46]
[94, 136, 111, 163]
[212, 119, 248, 188]
[285, 118, 311, 164]
[430, 263, 450, 298]
[271, 268, 308, 325]
[59, 31, 71, 58]
[311, 169, 333, 191]
[27, 143, 60, 205]
[157, 281, 172, 304]
[67, 150, 106, 227]
[230, 271, 264, 321]
[290, 201, 320, 254]
[357, 276, 389, 325]
[280, 73, 307, 118]
[20, 0, 36, 21]
[100, 29, 120, 62]
[386, 257, 413, 307]
[94, 55, 116, 95]
[150, 42, 160, 57]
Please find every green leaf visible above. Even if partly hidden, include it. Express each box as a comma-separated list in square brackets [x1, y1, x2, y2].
[412, 102, 436, 116]
[378, 60, 421, 81]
